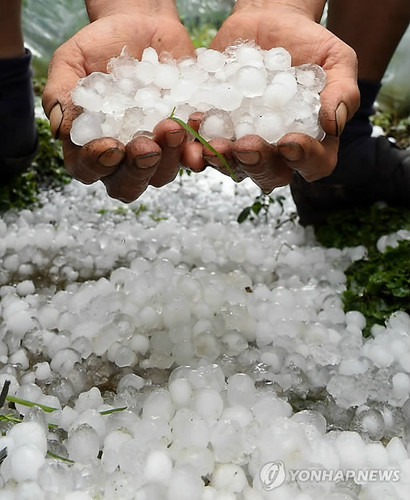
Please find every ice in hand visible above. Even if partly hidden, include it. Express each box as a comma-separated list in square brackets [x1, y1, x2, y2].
[71, 42, 326, 146]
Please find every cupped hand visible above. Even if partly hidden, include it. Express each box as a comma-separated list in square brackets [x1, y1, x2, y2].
[42, 12, 195, 202]
[183, 2, 360, 193]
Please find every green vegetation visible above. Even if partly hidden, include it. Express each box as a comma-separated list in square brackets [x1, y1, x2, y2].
[237, 192, 297, 227]
[190, 24, 218, 49]
[315, 204, 410, 337]
[0, 117, 71, 212]
[371, 112, 410, 149]
[343, 240, 410, 337]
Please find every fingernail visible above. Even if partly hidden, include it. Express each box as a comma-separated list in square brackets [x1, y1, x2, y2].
[165, 129, 185, 148]
[234, 150, 261, 165]
[203, 154, 218, 166]
[278, 142, 304, 162]
[134, 152, 160, 169]
[335, 101, 348, 137]
[98, 148, 125, 167]
[50, 103, 63, 139]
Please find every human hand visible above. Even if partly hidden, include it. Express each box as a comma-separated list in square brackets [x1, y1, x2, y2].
[182, 0, 360, 193]
[42, 5, 195, 202]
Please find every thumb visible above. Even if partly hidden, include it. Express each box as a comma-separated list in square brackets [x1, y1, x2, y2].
[319, 60, 360, 137]
[42, 43, 86, 140]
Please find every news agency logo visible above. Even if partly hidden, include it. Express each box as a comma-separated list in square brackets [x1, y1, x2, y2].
[259, 461, 286, 490]
[259, 461, 401, 490]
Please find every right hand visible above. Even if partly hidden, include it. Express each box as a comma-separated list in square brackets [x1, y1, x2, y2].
[42, 11, 195, 202]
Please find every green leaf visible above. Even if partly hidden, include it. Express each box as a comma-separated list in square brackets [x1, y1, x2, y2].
[237, 206, 251, 223]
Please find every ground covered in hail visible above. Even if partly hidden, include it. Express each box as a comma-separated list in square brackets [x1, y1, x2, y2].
[0, 168, 409, 500]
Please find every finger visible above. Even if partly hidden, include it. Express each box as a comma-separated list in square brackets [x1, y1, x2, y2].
[234, 135, 293, 192]
[63, 138, 125, 184]
[202, 138, 244, 180]
[277, 132, 339, 181]
[102, 136, 162, 202]
[187, 112, 204, 135]
[319, 42, 360, 137]
[150, 118, 187, 186]
[42, 41, 88, 140]
[182, 141, 207, 172]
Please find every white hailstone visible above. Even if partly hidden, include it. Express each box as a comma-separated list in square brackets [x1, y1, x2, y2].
[143, 389, 175, 422]
[167, 465, 204, 500]
[152, 63, 180, 89]
[174, 446, 215, 477]
[227, 373, 257, 408]
[74, 387, 104, 412]
[291, 410, 327, 438]
[9, 348, 29, 370]
[264, 47, 292, 71]
[72, 86, 103, 113]
[392, 372, 410, 399]
[386, 436, 408, 466]
[66, 424, 100, 463]
[170, 78, 196, 102]
[101, 430, 133, 473]
[197, 48, 226, 73]
[70, 111, 103, 146]
[169, 377, 193, 408]
[117, 373, 145, 392]
[253, 111, 284, 143]
[235, 66, 267, 97]
[8, 422, 47, 455]
[193, 388, 224, 421]
[144, 450, 173, 483]
[142, 46, 159, 64]
[135, 60, 155, 85]
[263, 72, 298, 108]
[295, 63, 326, 93]
[209, 419, 244, 463]
[211, 464, 248, 493]
[101, 114, 123, 140]
[70, 43, 324, 146]
[50, 348, 82, 376]
[235, 44, 264, 68]
[171, 408, 210, 449]
[10, 444, 45, 482]
[212, 83, 243, 111]
[16, 279, 35, 296]
[198, 109, 235, 141]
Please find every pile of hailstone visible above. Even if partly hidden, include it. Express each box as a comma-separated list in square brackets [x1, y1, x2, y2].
[0, 169, 410, 499]
[70, 42, 326, 146]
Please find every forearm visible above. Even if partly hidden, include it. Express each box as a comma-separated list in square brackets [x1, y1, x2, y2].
[0, 0, 24, 57]
[85, 0, 179, 22]
[234, 0, 326, 22]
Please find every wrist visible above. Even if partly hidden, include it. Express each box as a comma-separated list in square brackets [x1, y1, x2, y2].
[86, 0, 179, 22]
[233, 0, 326, 22]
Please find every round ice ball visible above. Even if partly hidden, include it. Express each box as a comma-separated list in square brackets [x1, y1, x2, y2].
[198, 109, 235, 141]
[11, 444, 45, 482]
[70, 111, 103, 147]
[197, 48, 226, 73]
[144, 450, 173, 483]
[235, 66, 267, 97]
[211, 463, 248, 493]
[66, 424, 100, 463]
[264, 47, 292, 71]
